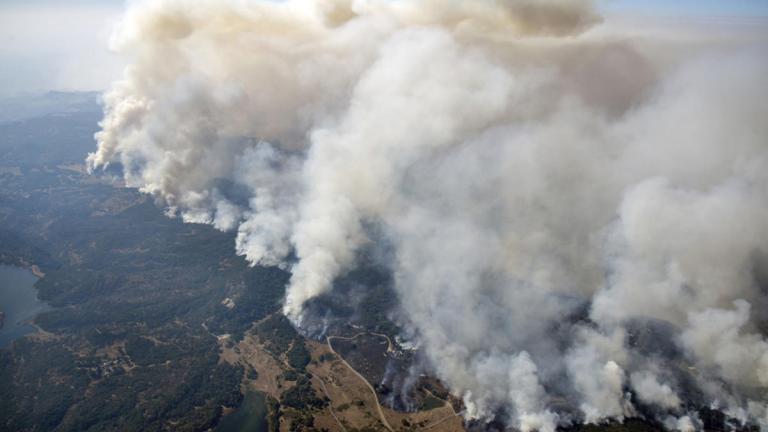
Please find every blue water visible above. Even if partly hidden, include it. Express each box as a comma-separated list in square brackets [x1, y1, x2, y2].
[0, 265, 51, 348]
[216, 390, 269, 432]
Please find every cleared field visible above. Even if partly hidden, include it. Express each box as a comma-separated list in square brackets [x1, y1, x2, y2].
[220, 324, 466, 432]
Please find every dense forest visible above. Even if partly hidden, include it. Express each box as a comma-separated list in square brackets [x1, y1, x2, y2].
[0, 104, 291, 431]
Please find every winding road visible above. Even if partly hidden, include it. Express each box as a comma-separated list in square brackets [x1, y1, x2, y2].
[326, 334, 395, 431]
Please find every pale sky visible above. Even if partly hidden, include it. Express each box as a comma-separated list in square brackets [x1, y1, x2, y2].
[605, 0, 768, 16]
[0, 0, 124, 96]
[0, 0, 766, 96]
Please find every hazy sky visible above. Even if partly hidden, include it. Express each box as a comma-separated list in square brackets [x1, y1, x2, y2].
[0, 0, 124, 96]
[606, 0, 768, 16]
[0, 0, 766, 96]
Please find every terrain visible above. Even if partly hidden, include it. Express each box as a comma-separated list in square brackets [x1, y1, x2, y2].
[0, 93, 755, 432]
[0, 92, 466, 432]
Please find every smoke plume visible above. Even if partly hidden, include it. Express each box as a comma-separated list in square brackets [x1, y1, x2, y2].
[88, 0, 768, 429]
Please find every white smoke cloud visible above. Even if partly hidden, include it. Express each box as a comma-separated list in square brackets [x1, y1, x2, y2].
[683, 300, 768, 388]
[566, 328, 633, 423]
[630, 370, 680, 410]
[88, 0, 768, 428]
[674, 415, 699, 432]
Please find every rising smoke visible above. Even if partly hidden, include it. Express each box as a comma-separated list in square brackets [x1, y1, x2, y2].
[88, 0, 768, 430]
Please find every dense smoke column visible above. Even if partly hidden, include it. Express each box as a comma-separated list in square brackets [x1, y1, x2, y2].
[88, 0, 768, 429]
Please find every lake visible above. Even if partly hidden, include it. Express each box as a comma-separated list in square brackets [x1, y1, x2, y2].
[216, 390, 269, 432]
[0, 265, 51, 348]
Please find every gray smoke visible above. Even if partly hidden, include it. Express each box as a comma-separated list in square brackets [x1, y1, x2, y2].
[88, 1, 768, 430]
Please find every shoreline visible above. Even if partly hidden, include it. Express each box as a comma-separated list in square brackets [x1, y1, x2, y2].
[0, 262, 52, 346]
[29, 265, 45, 278]
[16, 259, 46, 278]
